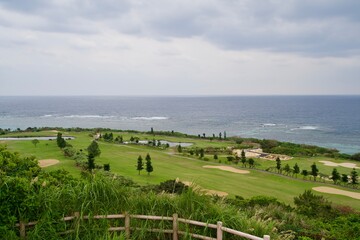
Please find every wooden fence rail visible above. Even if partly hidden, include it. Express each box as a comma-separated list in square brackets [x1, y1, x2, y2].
[16, 212, 270, 240]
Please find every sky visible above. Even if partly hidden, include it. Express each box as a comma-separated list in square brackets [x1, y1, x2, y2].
[0, 0, 360, 96]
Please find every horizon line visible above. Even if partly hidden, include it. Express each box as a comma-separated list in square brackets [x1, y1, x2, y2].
[0, 94, 359, 97]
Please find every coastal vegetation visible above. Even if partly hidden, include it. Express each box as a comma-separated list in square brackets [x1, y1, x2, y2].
[0, 127, 359, 239]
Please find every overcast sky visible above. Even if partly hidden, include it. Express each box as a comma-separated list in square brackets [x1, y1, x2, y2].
[1, 0, 360, 96]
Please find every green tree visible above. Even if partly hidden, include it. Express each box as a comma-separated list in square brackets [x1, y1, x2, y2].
[87, 140, 101, 157]
[331, 168, 341, 184]
[284, 164, 291, 176]
[311, 162, 319, 181]
[341, 174, 349, 184]
[31, 139, 39, 148]
[213, 154, 218, 160]
[276, 157, 281, 173]
[226, 156, 234, 162]
[103, 163, 110, 171]
[145, 153, 153, 176]
[241, 150, 247, 167]
[56, 132, 62, 147]
[199, 148, 204, 158]
[248, 158, 255, 168]
[87, 153, 95, 171]
[59, 138, 66, 148]
[301, 169, 308, 179]
[136, 155, 144, 175]
[224, 131, 226, 139]
[115, 135, 123, 143]
[350, 168, 358, 187]
[234, 156, 240, 164]
[177, 145, 182, 153]
[293, 163, 300, 177]
[56, 132, 66, 149]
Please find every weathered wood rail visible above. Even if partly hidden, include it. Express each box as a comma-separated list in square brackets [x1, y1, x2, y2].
[16, 212, 270, 240]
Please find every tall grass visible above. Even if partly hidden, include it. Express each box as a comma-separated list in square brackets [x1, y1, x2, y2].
[11, 173, 275, 239]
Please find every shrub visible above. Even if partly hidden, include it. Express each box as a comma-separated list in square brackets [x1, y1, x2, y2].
[294, 190, 334, 218]
[156, 180, 188, 194]
[104, 164, 110, 171]
[63, 147, 76, 157]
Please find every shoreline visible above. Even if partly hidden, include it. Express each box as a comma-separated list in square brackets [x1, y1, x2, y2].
[0, 127, 359, 158]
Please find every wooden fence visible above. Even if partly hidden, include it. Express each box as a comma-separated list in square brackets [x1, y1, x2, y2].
[16, 212, 270, 240]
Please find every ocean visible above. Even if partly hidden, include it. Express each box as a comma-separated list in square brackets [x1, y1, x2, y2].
[0, 96, 359, 154]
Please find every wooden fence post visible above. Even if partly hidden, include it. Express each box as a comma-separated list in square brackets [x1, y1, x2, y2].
[125, 212, 130, 239]
[172, 213, 178, 240]
[74, 212, 80, 234]
[264, 235, 270, 240]
[217, 221, 222, 240]
[19, 222, 26, 239]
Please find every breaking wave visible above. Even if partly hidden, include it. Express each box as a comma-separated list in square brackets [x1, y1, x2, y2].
[131, 116, 169, 120]
[63, 115, 115, 119]
[262, 123, 277, 127]
[291, 126, 319, 131]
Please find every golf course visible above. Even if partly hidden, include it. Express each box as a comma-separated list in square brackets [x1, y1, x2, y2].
[2, 128, 359, 210]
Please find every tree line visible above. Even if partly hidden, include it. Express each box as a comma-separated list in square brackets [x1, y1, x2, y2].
[272, 157, 358, 188]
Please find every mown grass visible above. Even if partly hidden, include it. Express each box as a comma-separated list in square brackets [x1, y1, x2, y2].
[1, 130, 360, 210]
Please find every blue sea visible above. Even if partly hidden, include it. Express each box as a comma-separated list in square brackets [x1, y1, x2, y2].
[0, 96, 359, 154]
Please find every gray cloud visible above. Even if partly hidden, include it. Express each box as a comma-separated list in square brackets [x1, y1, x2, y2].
[0, 0, 360, 96]
[0, 0, 359, 56]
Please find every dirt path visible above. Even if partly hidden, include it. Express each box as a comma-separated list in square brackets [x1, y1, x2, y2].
[319, 161, 359, 169]
[38, 159, 60, 168]
[313, 187, 360, 200]
[203, 165, 250, 174]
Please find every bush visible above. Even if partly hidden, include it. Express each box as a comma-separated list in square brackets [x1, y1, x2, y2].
[350, 152, 360, 161]
[294, 190, 335, 218]
[226, 156, 234, 162]
[63, 147, 76, 157]
[156, 180, 188, 194]
[104, 164, 110, 171]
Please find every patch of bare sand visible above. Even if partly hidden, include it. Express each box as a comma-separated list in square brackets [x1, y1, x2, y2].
[181, 181, 228, 197]
[203, 165, 250, 174]
[319, 161, 359, 169]
[313, 187, 360, 200]
[38, 159, 60, 168]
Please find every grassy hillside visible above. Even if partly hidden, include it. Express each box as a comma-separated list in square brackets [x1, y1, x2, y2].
[1, 129, 359, 210]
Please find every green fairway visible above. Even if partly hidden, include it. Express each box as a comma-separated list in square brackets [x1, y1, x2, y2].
[1, 130, 359, 210]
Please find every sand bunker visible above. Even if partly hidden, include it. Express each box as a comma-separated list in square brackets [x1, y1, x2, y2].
[182, 181, 228, 197]
[313, 187, 360, 200]
[38, 159, 60, 168]
[319, 161, 359, 169]
[203, 165, 250, 174]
